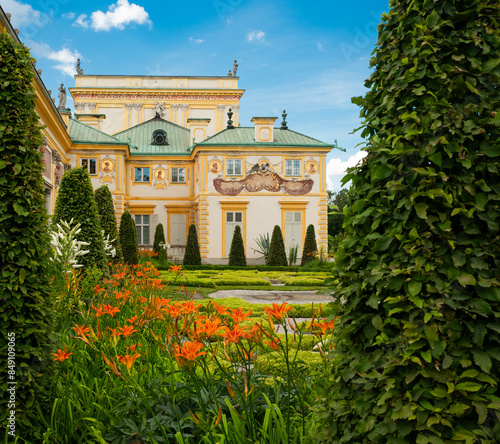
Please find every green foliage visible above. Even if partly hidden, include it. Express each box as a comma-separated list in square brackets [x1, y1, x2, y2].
[94, 185, 123, 263]
[119, 210, 138, 265]
[301, 224, 318, 266]
[327, 188, 352, 238]
[288, 244, 299, 266]
[252, 232, 271, 263]
[316, 1, 500, 442]
[267, 225, 288, 267]
[0, 30, 54, 439]
[52, 168, 107, 271]
[228, 225, 247, 266]
[153, 222, 166, 254]
[183, 224, 202, 266]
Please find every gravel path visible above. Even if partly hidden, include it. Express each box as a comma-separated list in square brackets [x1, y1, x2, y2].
[207, 289, 335, 305]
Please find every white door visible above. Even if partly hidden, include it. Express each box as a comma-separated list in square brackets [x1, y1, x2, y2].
[170, 214, 187, 245]
[225, 211, 243, 257]
[285, 212, 302, 257]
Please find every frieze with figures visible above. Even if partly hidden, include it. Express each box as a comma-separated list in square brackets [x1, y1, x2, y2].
[72, 94, 242, 101]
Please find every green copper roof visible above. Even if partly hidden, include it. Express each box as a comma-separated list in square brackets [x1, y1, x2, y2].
[114, 116, 191, 156]
[68, 118, 126, 145]
[195, 127, 335, 148]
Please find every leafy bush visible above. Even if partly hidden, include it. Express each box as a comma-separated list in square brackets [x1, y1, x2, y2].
[301, 224, 318, 266]
[119, 210, 138, 265]
[0, 31, 54, 440]
[153, 222, 166, 254]
[252, 232, 270, 263]
[267, 225, 287, 267]
[228, 225, 247, 266]
[316, 2, 500, 442]
[52, 168, 107, 271]
[183, 224, 202, 266]
[94, 185, 123, 263]
[280, 277, 326, 287]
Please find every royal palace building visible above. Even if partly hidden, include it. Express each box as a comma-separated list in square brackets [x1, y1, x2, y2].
[2, 7, 338, 264]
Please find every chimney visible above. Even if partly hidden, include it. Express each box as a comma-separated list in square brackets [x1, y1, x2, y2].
[187, 118, 211, 143]
[251, 117, 277, 142]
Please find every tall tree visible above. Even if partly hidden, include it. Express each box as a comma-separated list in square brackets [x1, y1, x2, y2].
[183, 224, 202, 266]
[94, 185, 123, 263]
[301, 224, 318, 266]
[267, 225, 288, 267]
[327, 188, 352, 238]
[119, 210, 139, 265]
[228, 224, 246, 266]
[317, 1, 500, 442]
[153, 223, 166, 255]
[0, 31, 54, 438]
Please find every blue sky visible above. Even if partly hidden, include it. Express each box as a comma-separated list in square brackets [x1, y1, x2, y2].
[3, 0, 390, 190]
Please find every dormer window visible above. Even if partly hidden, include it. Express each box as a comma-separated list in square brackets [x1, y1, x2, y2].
[151, 129, 168, 146]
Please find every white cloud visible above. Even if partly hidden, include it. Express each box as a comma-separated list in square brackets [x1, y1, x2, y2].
[2, 0, 49, 27]
[26, 40, 81, 77]
[247, 30, 265, 43]
[326, 150, 367, 190]
[317, 42, 325, 52]
[62, 12, 76, 20]
[74, 14, 89, 28]
[77, 0, 152, 31]
[189, 37, 205, 44]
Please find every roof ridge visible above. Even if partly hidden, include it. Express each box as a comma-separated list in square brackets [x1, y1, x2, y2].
[114, 115, 190, 136]
[69, 119, 126, 144]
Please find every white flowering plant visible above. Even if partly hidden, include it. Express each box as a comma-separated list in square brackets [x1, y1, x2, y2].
[102, 230, 117, 258]
[158, 241, 170, 262]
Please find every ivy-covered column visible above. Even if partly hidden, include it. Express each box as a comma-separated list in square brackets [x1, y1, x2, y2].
[0, 31, 54, 440]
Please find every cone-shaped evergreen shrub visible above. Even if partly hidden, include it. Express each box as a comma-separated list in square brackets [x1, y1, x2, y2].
[228, 225, 246, 266]
[316, 2, 500, 442]
[267, 225, 287, 266]
[52, 167, 107, 271]
[183, 224, 202, 265]
[153, 223, 166, 254]
[0, 32, 54, 439]
[94, 185, 122, 263]
[119, 210, 138, 265]
[301, 224, 318, 266]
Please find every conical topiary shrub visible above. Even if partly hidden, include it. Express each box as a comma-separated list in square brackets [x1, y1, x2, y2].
[228, 225, 246, 266]
[153, 223, 166, 254]
[315, 1, 500, 442]
[52, 167, 107, 271]
[119, 210, 138, 265]
[183, 224, 202, 265]
[94, 185, 123, 263]
[301, 224, 318, 266]
[267, 225, 287, 266]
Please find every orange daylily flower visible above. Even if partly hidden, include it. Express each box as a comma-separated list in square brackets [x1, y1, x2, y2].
[117, 353, 141, 372]
[229, 307, 252, 324]
[107, 327, 123, 338]
[112, 272, 126, 280]
[263, 302, 293, 320]
[312, 319, 336, 333]
[51, 349, 73, 362]
[266, 339, 280, 351]
[118, 324, 138, 338]
[169, 264, 183, 273]
[138, 296, 148, 304]
[174, 341, 207, 367]
[125, 343, 141, 353]
[73, 324, 90, 337]
[126, 315, 138, 324]
[166, 302, 183, 318]
[102, 304, 121, 317]
[181, 300, 202, 314]
[220, 325, 247, 344]
[212, 301, 229, 315]
[196, 318, 223, 338]
[94, 284, 106, 294]
[242, 323, 264, 343]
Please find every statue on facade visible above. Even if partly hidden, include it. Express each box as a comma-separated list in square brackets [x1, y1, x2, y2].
[232, 60, 238, 76]
[228, 70, 232, 77]
[154, 101, 166, 118]
[57, 84, 67, 110]
[76, 59, 84, 75]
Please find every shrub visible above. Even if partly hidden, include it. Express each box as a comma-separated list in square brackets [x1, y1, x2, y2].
[183, 224, 202, 266]
[316, 2, 500, 442]
[301, 224, 318, 266]
[252, 233, 270, 263]
[153, 223, 166, 254]
[94, 185, 123, 263]
[228, 225, 246, 266]
[119, 210, 138, 265]
[52, 168, 107, 271]
[267, 225, 287, 267]
[0, 31, 54, 440]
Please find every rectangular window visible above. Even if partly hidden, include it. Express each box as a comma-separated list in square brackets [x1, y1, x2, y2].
[284, 211, 302, 258]
[171, 167, 186, 183]
[81, 158, 97, 175]
[225, 211, 243, 257]
[170, 214, 187, 245]
[285, 159, 301, 176]
[134, 167, 150, 182]
[135, 215, 150, 245]
[226, 159, 242, 176]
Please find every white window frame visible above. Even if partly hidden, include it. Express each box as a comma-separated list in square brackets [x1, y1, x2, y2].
[171, 167, 186, 183]
[226, 159, 242, 176]
[81, 158, 97, 176]
[134, 167, 150, 183]
[134, 215, 150, 245]
[285, 159, 301, 176]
